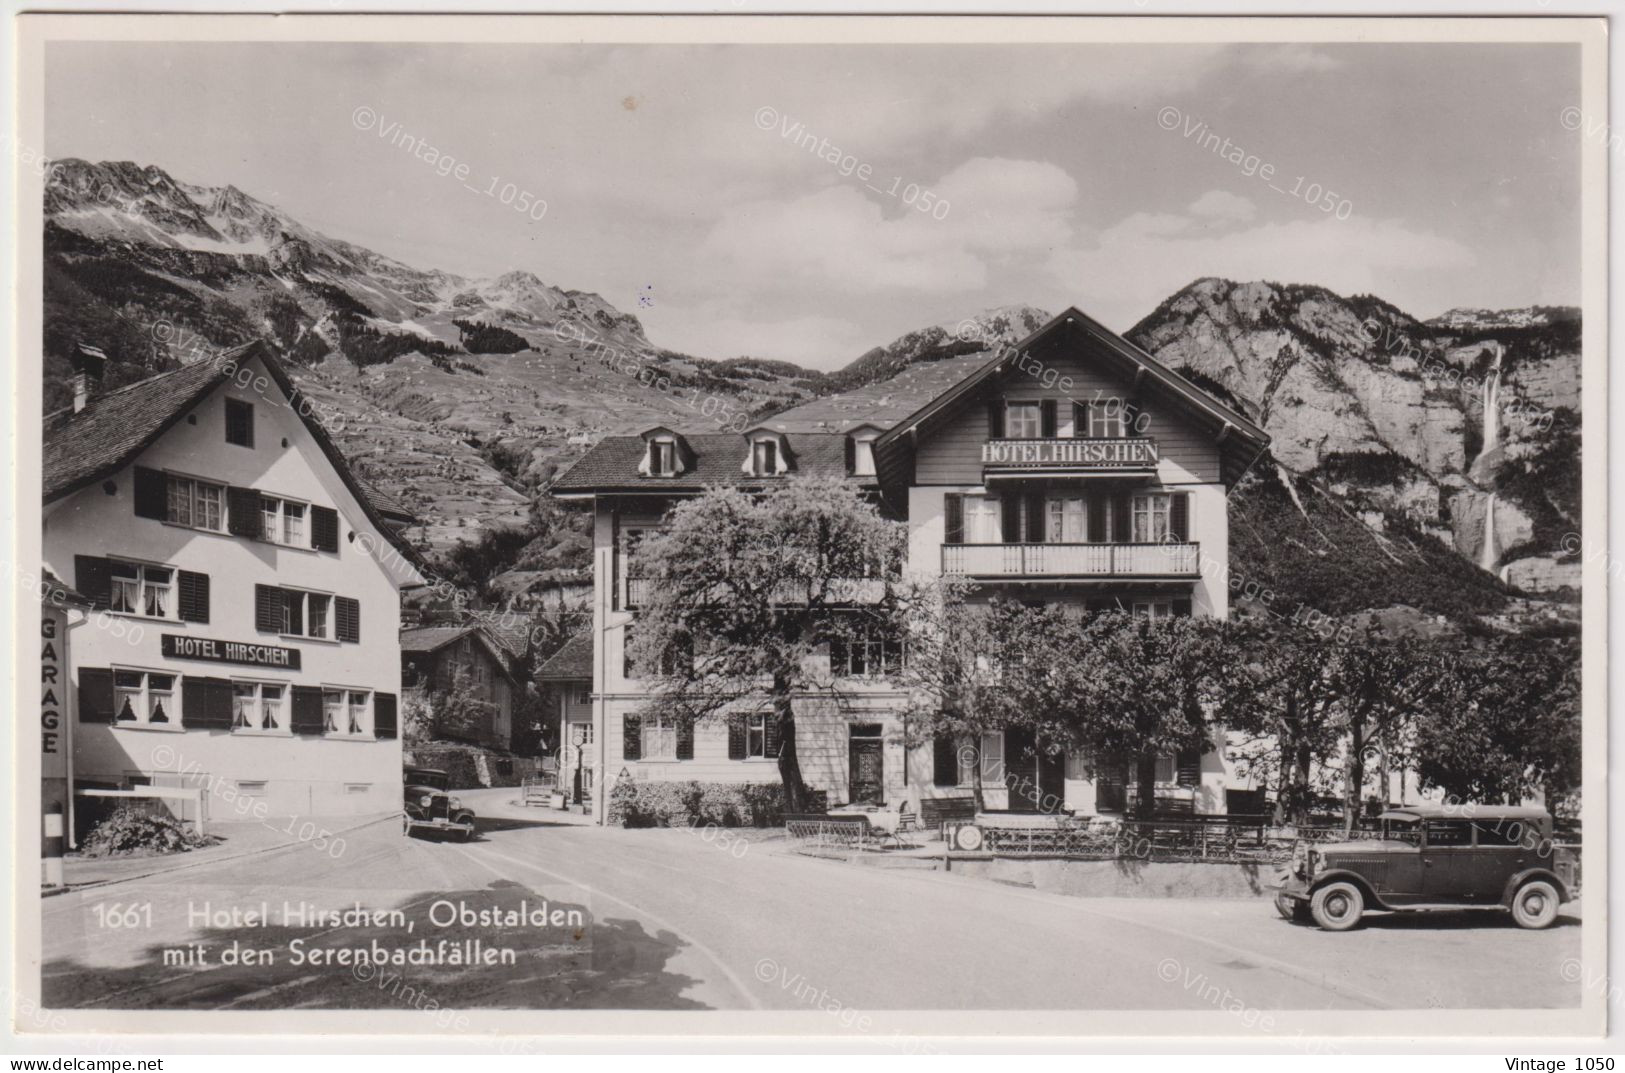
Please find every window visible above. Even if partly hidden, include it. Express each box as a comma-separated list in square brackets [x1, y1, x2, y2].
[570, 721, 595, 746]
[1425, 821, 1473, 847]
[261, 497, 308, 547]
[279, 590, 331, 639]
[745, 713, 769, 758]
[1132, 600, 1172, 620]
[1005, 402, 1042, 439]
[980, 731, 1004, 784]
[573, 686, 592, 705]
[1154, 754, 1177, 783]
[752, 439, 778, 476]
[322, 690, 344, 733]
[1047, 497, 1088, 543]
[108, 560, 175, 618]
[1472, 822, 1524, 847]
[114, 670, 176, 725]
[225, 398, 255, 447]
[232, 682, 286, 732]
[832, 620, 905, 677]
[650, 440, 676, 476]
[642, 714, 678, 760]
[1132, 493, 1172, 543]
[851, 438, 876, 477]
[964, 494, 1002, 543]
[1086, 401, 1126, 438]
[166, 475, 224, 531]
[347, 691, 371, 736]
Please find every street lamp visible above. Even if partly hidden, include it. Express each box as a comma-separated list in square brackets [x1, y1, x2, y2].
[570, 722, 589, 807]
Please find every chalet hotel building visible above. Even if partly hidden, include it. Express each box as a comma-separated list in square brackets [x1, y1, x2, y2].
[43, 341, 424, 824]
[552, 307, 1271, 822]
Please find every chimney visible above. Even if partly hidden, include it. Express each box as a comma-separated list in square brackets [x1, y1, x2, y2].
[71, 343, 107, 413]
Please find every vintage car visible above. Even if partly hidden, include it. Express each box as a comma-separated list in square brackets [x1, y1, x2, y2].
[403, 767, 476, 841]
[1274, 805, 1578, 931]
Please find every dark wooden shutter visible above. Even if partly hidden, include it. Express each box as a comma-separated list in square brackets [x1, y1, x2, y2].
[227, 486, 262, 538]
[933, 735, 959, 786]
[1169, 492, 1190, 543]
[986, 399, 1004, 439]
[1025, 493, 1045, 543]
[1172, 597, 1193, 617]
[623, 715, 642, 760]
[374, 692, 398, 739]
[1112, 491, 1132, 543]
[728, 716, 747, 760]
[183, 677, 236, 730]
[291, 686, 325, 735]
[610, 512, 622, 611]
[178, 571, 210, 623]
[335, 597, 360, 642]
[1087, 495, 1108, 544]
[844, 435, 856, 474]
[78, 668, 114, 723]
[764, 714, 782, 759]
[1000, 496, 1022, 543]
[829, 634, 847, 676]
[1072, 401, 1087, 438]
[311, 506, 340, 552]
[1040, 399, 1057, 438]
[133, 466, 167, 520]
[75, 555, 111, 610]
[254, 585, 282, 633]
[1176, 748, 1201, 788]
[675, 717, 694, 761]
[944, 494, 964, 545]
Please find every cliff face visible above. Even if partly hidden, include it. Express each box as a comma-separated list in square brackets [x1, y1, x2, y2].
[1128, 278, 1581, 597]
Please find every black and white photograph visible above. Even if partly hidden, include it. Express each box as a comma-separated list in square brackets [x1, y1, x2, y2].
[5, 8, 1612, 1056]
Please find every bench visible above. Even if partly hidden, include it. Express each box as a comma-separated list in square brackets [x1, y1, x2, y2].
[521, 774, 554, 807]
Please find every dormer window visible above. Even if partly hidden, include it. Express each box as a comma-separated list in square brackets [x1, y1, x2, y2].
[651, 441, 676, 477]
[741, 427, 792, 477]
[846, 424, 882, 478]
[637, 427, 690, 478]
[753, 440, 777, 475]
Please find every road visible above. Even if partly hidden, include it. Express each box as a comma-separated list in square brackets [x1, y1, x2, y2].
[42, 788, 1582, 1011]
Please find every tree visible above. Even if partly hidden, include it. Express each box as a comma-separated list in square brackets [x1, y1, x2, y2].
[1326, 626, 1434, 832]
[425, 666, 500, 743]
[628, 478, 904, 812]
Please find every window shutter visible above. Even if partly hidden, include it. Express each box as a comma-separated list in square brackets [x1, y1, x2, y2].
[829, 635, 847, 676]
[1040, 399, 1057, 438]
[335, 597, 360, 643]
[133, 466, 167, 520]
[944, 494, 964, 545]
[1112, 491, 1132, 543]
[254, 585, 281, 632]
[227, 486, 263, 539]
[1176, 748, 1201, 787]
[623, 626, 636, 678]
[1170, 492, 1190, 543]
[1000, 496, 1022, 543]
[291, 686, 325, 735]
[78, 667, 114, 723]
[1087, 495, 1108, 544]
[1072, 401, 1087, 438]
[74, 555, 111, 610]
[178, 570, 210, 624]
[728, 715, 747, 760]
[1172, 597, 1193, 617]
[932, 735, 959, 786]
[311, 506, 340, 553]
[610, 512, 621, 611]
[374, 692, 398, 739]
[623, 715, 642, 760]
[675, 717, 694, 761]
[764, 714, 782, 759]
[844, 435, 856, 474]
[986, 398, 1004, 439]
[183, 677, 236, 730]
[1025, 493, 1045, 543]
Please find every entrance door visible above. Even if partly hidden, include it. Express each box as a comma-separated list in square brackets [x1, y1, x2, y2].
[848, 725, 884, 806]
[1005, 728, 1041, 811]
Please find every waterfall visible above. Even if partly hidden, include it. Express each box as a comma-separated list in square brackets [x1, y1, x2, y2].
[1480, 346, 1502, 455]
[1480, 493, 1498, 571]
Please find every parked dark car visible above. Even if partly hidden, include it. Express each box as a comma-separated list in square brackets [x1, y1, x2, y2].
[403, 767, 475, 841]
[1274, 805, 1578, 931]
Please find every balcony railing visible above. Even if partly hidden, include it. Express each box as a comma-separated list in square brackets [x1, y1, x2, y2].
[942, 542, 1200, 578]
[982, 437, 1158, 470]
[623, 575, 887, 610]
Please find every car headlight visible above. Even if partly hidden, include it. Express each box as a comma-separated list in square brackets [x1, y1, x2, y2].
[449, 796, 463, 810]
[419, 794, 434, 808]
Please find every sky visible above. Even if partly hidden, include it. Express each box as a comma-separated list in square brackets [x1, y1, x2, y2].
[45, 40, 1581, 371]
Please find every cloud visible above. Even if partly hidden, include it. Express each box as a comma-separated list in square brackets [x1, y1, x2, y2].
[1188, 189, 1257, 223]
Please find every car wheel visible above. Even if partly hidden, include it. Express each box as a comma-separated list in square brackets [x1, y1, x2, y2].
[1310, 881, 1365, 931]
[1511, 880, 1560, 930]
[1275, 893, 1311, 923]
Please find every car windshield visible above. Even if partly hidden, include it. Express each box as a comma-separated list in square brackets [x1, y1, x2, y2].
[408, 771, 448, 791]
[1384, 818, 1422, 845]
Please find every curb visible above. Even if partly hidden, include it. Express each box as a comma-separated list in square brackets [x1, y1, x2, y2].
[42, 812, 397, 897]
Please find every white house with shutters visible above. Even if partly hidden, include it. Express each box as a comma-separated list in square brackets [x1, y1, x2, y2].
[42, 341, 426, 824]
[551, 308, 1272, 822]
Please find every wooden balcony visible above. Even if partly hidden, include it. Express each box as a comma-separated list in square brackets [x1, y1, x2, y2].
[942, 542, 1200, 578]
[982, 436, 1158, 472]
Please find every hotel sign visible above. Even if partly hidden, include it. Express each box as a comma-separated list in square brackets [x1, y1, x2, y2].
[982, 438, 1158, 468]
[162, 634, 301, 670]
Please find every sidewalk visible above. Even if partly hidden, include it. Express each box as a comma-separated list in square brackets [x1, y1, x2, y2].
[53, 812, 395, 892]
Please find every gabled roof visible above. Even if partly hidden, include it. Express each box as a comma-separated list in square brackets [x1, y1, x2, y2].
[42, 340, 428, 577]
[538, 629, 593, 680]
[872, 306, 1271, 488]
[400, 624, 520, 683]
[40, 568, 93, 609]
[551, 431, 873, 495]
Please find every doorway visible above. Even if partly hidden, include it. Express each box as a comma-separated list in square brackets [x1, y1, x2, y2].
[848, 724, 884, 806]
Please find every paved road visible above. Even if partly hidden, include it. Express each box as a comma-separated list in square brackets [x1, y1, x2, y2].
[42, 788, 1581, 1011]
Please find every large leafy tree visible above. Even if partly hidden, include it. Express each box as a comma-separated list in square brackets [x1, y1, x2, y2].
[1326, 626, 1436, 831]
[627, 478, 904, 812]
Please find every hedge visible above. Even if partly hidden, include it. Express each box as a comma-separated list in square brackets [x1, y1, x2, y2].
[607, 780, 792, 828]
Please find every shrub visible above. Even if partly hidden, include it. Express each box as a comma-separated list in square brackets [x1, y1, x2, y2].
[608, 780, 788, 828]
[80, 806, 214, 858]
